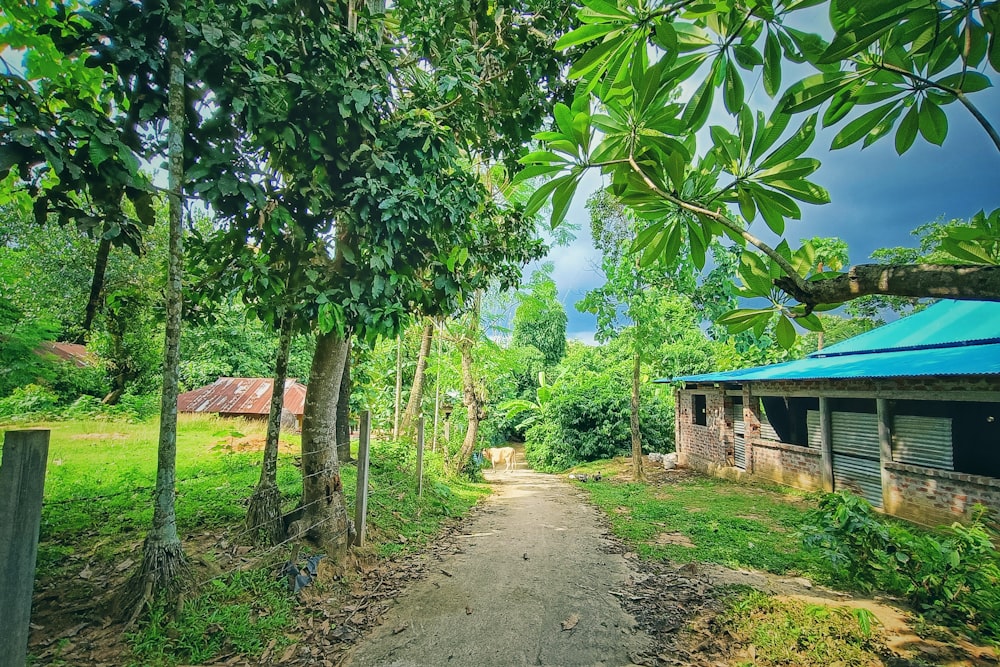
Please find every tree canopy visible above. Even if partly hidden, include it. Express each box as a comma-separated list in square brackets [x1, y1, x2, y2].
[517, 0, 1000, 347]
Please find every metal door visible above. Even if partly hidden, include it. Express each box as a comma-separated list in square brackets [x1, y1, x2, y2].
[732, 400, 746, 470]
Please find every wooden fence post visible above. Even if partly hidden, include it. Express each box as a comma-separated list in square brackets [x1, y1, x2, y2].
[0, 430, 50, 667]
[353, 412, 371, 547]
[416, 417, 424, 497]
[819, 397, 834, 492]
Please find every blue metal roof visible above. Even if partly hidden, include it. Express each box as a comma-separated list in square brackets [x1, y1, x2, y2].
[811, 300, 1000, 357]
[661, 300, 1000, 384]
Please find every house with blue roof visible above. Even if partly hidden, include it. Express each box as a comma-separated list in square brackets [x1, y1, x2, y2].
[662, 300, 1000, 526]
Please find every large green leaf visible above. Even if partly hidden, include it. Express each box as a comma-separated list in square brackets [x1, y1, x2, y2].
[682, 71, 716, 132]
[763, 30, 782, 97]
[766, 179, 830, 205]
[775, 315, 796, 349]
[917, 98, 948, 146]
[779, 72, 856, 114]
[555, 23, 621, 50]
[759, 113, 817, 169]
[829, 101, 899, 150]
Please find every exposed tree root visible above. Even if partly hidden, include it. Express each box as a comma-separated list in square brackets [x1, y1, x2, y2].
[114, 538, 190, 627]
[246, 479, 285, 546]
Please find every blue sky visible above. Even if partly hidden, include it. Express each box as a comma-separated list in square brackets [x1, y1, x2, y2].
[536, 84, 1000, 345]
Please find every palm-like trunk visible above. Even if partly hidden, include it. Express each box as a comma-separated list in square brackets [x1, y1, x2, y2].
[289, 329, 352, 557]
[452, 302, 483, 474]
[336, 337, 352, 463]
[400, 319, 433, 436]
[246, 311, 293, 545]
[630, 342, 644, 481]
[117, 10, 188, 621]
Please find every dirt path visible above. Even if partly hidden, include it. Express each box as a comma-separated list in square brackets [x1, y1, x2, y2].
[342, 459, 652, 667]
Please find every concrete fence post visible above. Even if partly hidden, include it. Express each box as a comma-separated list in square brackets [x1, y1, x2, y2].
[353, 412, 371, 547]
[0, 429, 50, 667]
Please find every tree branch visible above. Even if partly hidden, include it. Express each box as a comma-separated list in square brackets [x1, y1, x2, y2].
[774, 263, 1000, 305]
[875, 61, 1000, 153]
[625, 155, 809, 293]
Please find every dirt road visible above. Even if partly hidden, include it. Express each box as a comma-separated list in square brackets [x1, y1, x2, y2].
[342, 459, 652, 667]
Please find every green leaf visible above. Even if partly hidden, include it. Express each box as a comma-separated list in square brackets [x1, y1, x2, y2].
[718, 308, 774, 334]
[775, 315, 796, 349]
[935, 72, 992, 94]
[630, 221, 665, 253]
[829, 101, 898, 150]
[732, 45, 763, 69]
[766, 179, 830, 205]
[555, 24, 620, 50]
[917, 99, 948, 146]
[88, 140, 113, 169]
[760, 114, 817, 169]
[779, 72, 855, 114]
[512, 164, 566, 184]
[892, 102, 916, 156]
[569, 35, 624, 80]
[550, 172, 582, 229]
[724, 63, 744, 114]
[523, 174, 571, 218]
[763, 31, 782, 97]
[681, 74, 715, 132]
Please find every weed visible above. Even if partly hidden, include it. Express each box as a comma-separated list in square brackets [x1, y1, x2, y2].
[719, 588, 886, 666]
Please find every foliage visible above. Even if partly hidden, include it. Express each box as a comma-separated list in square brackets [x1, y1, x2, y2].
[719, 588, 884, 667]
[519, 0, 1000, 346]
[0, 383, 61, 419]
[511, 264, 568, 366]
[0, 295, 57, 396]
[802, 491, 1000, 640]
[522, 342, 675, 471]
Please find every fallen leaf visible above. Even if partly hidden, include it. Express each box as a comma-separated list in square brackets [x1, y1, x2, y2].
[115, 559, 135, 573]
[465, 606, 473, 615]
[392, 624, 407, 635]
[561, 614, 579, 631]
[79, 565, 93, 580]
[279, 644, 298, 662]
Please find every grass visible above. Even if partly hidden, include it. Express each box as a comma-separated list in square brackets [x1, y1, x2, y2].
[569, 459, 826, 578]
[719, 588, 886, 667]
[8, 414, 489, 666]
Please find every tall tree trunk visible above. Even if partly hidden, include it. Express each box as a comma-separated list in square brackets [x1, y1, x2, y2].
[432, 319, 442, 452]
[630, 342, 644, 481]
[392, 335, 402, 439]
[117, 10, 188, 621]
[451, 302, 483, 474]
[336, 336, 352, 463]
[82, 235, 112, 334]
[400, 319, 433, 436]
[245, 311, 293, 546]
[288, 330, 352, 557]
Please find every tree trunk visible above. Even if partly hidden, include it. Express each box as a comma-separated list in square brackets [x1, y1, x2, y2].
[451, 303, 483, 474]
[630, 342, 644, 481]
[392, 335, 402, 439]
[117, 11, 188, 622]
[246, 311, 293, 546]
[83, 235, 112, 334]
[400, 319, 433, 436]
[288, 329, 352, 558]
[336, 336, 352, 463]
[432, 319, 442, 452]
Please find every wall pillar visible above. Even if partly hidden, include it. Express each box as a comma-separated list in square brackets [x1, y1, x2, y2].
[819, 397, 834, 492]
[877, 398, 894, 513]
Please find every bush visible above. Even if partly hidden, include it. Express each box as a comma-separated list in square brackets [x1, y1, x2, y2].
[0, 384, 61, 421]
[802, 491, 1000, 640]
[522, 365, 674, 472]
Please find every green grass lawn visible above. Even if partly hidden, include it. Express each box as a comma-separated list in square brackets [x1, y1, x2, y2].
[3, 415, 489, 666]
[570, 461, 826, 578]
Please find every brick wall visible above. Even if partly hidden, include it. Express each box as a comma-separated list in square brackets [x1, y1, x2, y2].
[675, 388, 728, 469]
[885, 462, 1000, 526]
[751, 440, 823, 491]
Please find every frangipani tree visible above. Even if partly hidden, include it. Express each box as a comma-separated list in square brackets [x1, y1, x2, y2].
[518, 0, 1000, 347]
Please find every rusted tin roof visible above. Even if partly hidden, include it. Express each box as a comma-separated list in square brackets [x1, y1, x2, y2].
[40, 342, 96, 368]
[177, 377, 307, 416]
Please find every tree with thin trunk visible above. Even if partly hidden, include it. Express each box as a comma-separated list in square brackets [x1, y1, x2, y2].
[117, 2, 189, 619]
[393, 335, 403, 439]
[336, 343, 353, 463]
[451, 296, 487, 474]
[245, 310, 294, 546]
[401, 319, 434, 436]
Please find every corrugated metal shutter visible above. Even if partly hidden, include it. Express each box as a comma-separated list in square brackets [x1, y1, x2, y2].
[893, 415, 953, 470]
[732, 401, 746, 470]
[832, 412, 882, 508]
[760, 413, 780, 441]
[807, 410, 822, 448]
[808, 410, 883, 508]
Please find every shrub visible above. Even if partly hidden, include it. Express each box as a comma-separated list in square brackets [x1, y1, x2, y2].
[0, 384, 61, 421]
[802, 491, 1000, 640]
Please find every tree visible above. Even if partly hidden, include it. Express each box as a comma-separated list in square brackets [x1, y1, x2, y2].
[579, 191, 699, 479]
[401, 319, 435, 436]
[511, 264, 568, 366]
[518, 0, 1000, 346]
